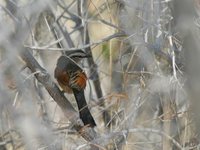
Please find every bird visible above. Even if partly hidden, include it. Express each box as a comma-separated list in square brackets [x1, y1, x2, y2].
[54, 50, 96, 127]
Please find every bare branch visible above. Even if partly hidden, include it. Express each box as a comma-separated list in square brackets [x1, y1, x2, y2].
[25, 32, 125, 51]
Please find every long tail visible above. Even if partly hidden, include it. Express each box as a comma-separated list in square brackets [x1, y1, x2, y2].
[73, 89, 96, 127]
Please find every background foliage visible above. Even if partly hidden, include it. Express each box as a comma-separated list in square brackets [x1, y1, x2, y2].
[0, 0, 200, 149]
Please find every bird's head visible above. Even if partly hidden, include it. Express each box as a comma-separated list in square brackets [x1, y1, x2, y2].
[65, 50, 91, 61]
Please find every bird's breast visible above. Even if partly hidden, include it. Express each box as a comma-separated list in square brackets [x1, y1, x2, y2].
[69, 70, 87, 91]
[55, 67, 87, 93]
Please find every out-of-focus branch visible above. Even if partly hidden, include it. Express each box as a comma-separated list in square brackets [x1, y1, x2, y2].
[114, 128, 183, 150]
[92, 127, 183, 150]
[0, 137, 7, 150]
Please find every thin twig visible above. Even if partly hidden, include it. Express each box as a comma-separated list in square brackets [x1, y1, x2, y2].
[25, 32, 125, 51]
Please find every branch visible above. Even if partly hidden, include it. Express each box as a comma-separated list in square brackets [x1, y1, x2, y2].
[25, 32, 125, 51]
[90, 127, 183, 150]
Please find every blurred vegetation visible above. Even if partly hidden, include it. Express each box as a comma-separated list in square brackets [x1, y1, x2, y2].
[0, 0, 200, 150]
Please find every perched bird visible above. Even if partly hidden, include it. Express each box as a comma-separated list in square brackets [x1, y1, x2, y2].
[54, 50, 96, 127]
